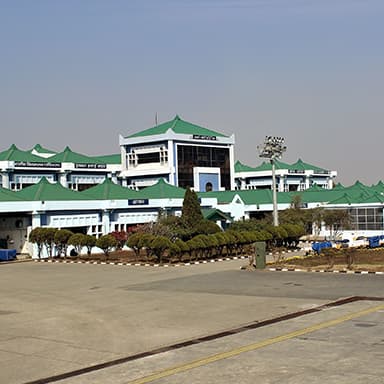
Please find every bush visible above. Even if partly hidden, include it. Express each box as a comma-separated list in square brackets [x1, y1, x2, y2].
[96, 235, 117, 258]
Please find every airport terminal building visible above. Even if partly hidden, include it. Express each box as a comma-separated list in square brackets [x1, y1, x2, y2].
[1, 115, 382, 257]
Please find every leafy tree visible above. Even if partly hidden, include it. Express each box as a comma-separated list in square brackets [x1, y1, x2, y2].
[174, 239, 190, 262]
[54, 229, 73, 257]
[168, 242, 181, 262]
[212, 232, 228, 257]
[150, 236, 172, 263]
[29, 227, 45, 258]
[323, 209, 351, 240]
[126, 232, 143, 260]
[83, 235, 96, 256]
[42, 228, 58, 257]
[68, 233, 86, 255]
[138, 233, 156, 260]
[194, 219, 222, 235]
[228, 218, 265, 232]
[181, 187, 204, 229]
[110, 230, 128, 250]
[96, 234, 117, 259]
[280, 223, 305, 248]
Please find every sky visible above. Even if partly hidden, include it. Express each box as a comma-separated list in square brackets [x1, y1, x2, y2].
[1, 0, 383, 186]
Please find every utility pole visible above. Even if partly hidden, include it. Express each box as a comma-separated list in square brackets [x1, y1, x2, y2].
[257, 136, 287, 226]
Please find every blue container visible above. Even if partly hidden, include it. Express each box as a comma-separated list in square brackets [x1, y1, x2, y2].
[0, 249, 17, 261]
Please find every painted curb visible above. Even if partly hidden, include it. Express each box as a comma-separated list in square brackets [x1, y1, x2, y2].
[34, 256, 248, 268]
[267, 267, 383, 275]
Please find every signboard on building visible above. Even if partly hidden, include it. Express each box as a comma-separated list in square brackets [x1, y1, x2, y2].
[14, 161, 62, 168]
[192, 135, 217, 141]
[128, 199, 149, 206]
[75, 163, 107, 169]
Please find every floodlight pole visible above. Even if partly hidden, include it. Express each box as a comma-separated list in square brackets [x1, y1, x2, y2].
[258, 136, 287, 227]
[271, 159, 279, 227]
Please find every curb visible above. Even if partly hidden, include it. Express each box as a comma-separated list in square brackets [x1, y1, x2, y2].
[267, 267, 383, 275]
[33, 258, 384, 275]
[34, 256, 248, 268]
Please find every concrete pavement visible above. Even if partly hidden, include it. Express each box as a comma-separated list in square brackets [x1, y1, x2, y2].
[0, 259, 383, 383]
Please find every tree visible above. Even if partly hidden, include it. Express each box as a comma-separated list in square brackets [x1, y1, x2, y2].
[323, 209, 351, 240]
[150, 236, 172, 263]
[96, 234, 117, 259]
[110, 230, 128, 250]
[126, 232, 143, 260]
[181, 187, 204, 229]
[174, 239, 190, 262]
[138, 233, 156, 260]
[54, 229, 73, 257]
[68, 233, 86, 255]
[83, 235, 96, 256]
[29, 227, 45, 258]
[42, 228, 58, 257]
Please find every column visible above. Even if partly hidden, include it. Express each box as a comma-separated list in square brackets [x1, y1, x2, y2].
[59, 172, 68, 188]
[1, 172, 10, 189]
[102, 210, 111, 235]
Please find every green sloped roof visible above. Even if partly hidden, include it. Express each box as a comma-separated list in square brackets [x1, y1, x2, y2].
[237, 190, 292, 205]
[0, 144, 48, 162]
[361, 192, 384, 204]
[294, 188, 343, 204]
[371, 181, 384, 194]
[253, 159, 292, 172]
[234, 161, 259, 173]
[290, 159, 327, 172]
[327, 193, 358, 205]
[139, 178, 187, 199]
[198, 190, 238, 204]
[49, 146, 106, 164]
[15, 178, 88, 201]
[0, 187, 23, 202]
[127, 115, 228, 139]
[304, 184, 324, 192]
[29, 144, 57, 155]
[80, 178, 140, 200]
[95, 154, 121, 164]
[332, 182, 345, 190]
[201, 208, 233, 222]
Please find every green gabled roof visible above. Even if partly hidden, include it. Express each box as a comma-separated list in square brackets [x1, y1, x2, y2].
[49, 146, 106, 164]
[237, 190, 292, 205]
[295, 188, 342, 204]
[80, 178, 140, 200]
[199, 190, 238, 204]
[327, 193, 358, 205]
[253, 159, 292, 172]
[234, 161, 259, 173]
[0, 144, 47, 162]
[201, 208, 233, 222]
[361, 192, 384, 204]
[371, 181, 384, 194]
[95, 154, 121, 164]
[15, 178, 88, 201]
[0, 187, 23, 202]
[139, 179, 186, 199]
[342, 181, 373, 199]
[305, 184, 325, 192]
[127, 115, 228, 139]
[290, 159, 327, 172]
[29, 144, 57, 155]
[332, 182, 345, 190]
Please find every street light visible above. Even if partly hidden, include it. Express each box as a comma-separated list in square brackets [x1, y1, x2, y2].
[257, 136, 287, 226]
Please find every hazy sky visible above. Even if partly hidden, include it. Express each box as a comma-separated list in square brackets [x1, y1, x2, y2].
[1, 0, 383, 186]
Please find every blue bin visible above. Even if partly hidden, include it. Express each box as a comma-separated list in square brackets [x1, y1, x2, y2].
[0, 249, 17, 261]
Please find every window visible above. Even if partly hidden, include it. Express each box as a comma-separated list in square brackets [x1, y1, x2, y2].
[177, 145, 230, 190]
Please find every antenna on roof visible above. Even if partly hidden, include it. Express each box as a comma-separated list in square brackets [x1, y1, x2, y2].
[155, 112, 158, 126]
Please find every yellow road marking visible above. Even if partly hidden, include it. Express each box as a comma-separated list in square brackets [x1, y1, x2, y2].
[127, 304, 384, 384]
